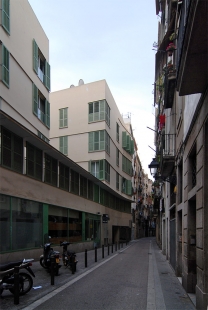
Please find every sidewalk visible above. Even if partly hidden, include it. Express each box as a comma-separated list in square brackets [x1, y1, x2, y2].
[0, 242, 128, 310]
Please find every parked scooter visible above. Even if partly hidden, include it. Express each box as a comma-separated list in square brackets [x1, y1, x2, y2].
[0, 259, 35, 296]
[60, 241, 78, 273]
[40, 241, 61, 275]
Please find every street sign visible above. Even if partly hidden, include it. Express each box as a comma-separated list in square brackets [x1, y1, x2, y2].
[102, 214, 109, 223]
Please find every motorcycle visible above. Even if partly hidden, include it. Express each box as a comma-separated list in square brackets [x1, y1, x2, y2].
[40, 242, 61, 275]
[60, 241, 77, 273]
[0, 259, 35, 296]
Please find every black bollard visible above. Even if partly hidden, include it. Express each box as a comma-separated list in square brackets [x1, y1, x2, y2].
[14, 266, 19, 305]
[111, 243, 113, 253]
[51, 257, 55, 285]
[115, 242, 117, 251]
[108, 244, 109, 256]
[95, 246, 97, 262]
[102, 245, 104, 259]
[118, 242, 120, 250]
[85, 249, 87, 268]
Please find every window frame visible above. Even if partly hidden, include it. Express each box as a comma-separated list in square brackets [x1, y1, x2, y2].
[33, 83, 50, 128]
[2, 44, 9, 87]
[59, 108, 68, 128]
[59, 136, 68, 155]
[88, 99, 110, 126]
[2, 0, 10, 34]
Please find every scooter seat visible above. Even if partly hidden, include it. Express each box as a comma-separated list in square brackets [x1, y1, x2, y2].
[0, 261, 22, 272]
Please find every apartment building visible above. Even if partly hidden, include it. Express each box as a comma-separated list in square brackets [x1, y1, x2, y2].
[152, 0, 208, 309]
[0, 0, 132, 261]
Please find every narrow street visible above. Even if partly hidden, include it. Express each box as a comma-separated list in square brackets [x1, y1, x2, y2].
[18, 238, 195, 310]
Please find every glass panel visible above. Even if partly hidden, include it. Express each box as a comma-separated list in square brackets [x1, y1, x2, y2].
[69, 210, 82, 243]
[0, 194, 10, 252]
[12, 198, 43, 250]
[48, 205, 67, 244]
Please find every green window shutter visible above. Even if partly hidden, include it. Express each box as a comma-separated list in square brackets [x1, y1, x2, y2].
[33, 39, 38, 74]
[63, 136, 68, 155]
[88, 160, 92, 173]
[89, 132, 94, 152]
[131, 139, 134, 155]
[45, 61, 50, 91]
[59, 137, 63, 153]
[94, 131, 99, 150]
[2, 0, 10, 34]
[126, 135, 131, 152]
[45, 100, 50, 128]
[100, 100, 105, 120]
[2, 44, 9, 87]
[99, 159, 104, 180]
[64, 108, 68, 127]
[33, 83, 38, 116]
[59, 109, 64, 128]
[94, 101, 99, 121]
[88, 103, 93, 122]
[127, 180, 132, 195]
[128, 160, 132, 175]
[99, 130, 105, 150]
[122, 131, 127, 149]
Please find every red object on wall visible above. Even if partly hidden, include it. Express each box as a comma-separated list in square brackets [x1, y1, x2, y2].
[159, 114, 165, 130]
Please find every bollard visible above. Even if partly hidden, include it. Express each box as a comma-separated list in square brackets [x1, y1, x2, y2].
[72, 256, 75, 274]
[85, 249, 87, 268]
[118, 242, 120, 250]
[102, 245, 104, 259]
[51, 257, 55, 285]
[126, 239, 127, 246]
[95, 246, 97, 262]
[14, 266, 19, 305]
[115, 242, 117, 251]
[108, 244, 109, 256]
[111, 243, 113, 253]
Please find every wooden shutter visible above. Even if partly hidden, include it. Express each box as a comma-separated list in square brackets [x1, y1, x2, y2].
[88, 103, 93, 122]
[94, 101, 99, 121]
[2, 44, 9, 87]
[2, 0, 10, 34]
[88, 160, 92, 173]
[99, 159, 104, 180]
[122, 131, 127, 149]
[45, 100, 50, 128]
[63, 136, 68, 155]
[33, 39, 38, 74]
[94, 131, 99, 150]
[126, 135, 131, 152]
[88, 132, 94, 152]
[59, 109, 64, 128]
[44, 61, 50, 91]
[33, 84, 38, 116]
[131, 139, 134, 155]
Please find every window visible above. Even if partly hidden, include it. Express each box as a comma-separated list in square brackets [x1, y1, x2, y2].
[116, 172, 120, 190]
[1, 127, 23, 173]
[116, 148, 119, 166]
[59, 108, 68, 128]
[89, 159, 110, 182]
[59, 136, 68, 155]
[122, 131, 134, 155]
[2, 44, 9, 87]
[122, 155, 132, 175]
[59, 163, 69, 191]
[88, 180, 93, 200]
[116, 123, 119, 142]
[33, 39, 50, 90]
[33, 83, 50, 128]
[45, 154, 57, 186]
[70, 169, 79, 195]
[80, 175, 87, 198]
[2, 0, 10, 34]
[26, 142, 42, 181]
[122, 177, 132, 196]
[88, 130, 110, 154]
[93, 184, 99, 203]
[88, 99, 110, 126]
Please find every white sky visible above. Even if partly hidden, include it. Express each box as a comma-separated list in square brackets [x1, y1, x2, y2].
[28, 0, 158, 178]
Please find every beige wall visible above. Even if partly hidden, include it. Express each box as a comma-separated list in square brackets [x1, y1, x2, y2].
[0, 0, 50, 138]
[50, 80, 133, 197]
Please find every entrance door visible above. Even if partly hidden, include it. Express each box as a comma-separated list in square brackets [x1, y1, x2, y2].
[170, 218, 176, 270]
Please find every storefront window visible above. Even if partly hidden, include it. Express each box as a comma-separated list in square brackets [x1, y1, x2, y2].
[0, 194, 11, 252]
[69, 210, 82, 243]
[12, 198, 43, 250]
[48, 205, 68, 244]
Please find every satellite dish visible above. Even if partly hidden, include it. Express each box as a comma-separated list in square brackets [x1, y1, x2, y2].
[78, 79, 84, 86]
[70, 85, 75, 88]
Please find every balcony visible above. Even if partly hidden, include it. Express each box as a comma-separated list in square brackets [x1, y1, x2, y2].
[177, 0, 208, 95]
[159, 133, 175, 178]
[164, 67, 176, 109]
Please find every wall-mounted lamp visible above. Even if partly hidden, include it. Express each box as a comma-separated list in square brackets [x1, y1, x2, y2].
[148, 158, 159, 177]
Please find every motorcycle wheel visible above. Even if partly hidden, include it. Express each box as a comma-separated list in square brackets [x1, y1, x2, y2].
[9, 272, 33, 295]
[40, 257, 47, 269]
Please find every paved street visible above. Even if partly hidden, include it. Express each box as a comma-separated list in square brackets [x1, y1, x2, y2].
[0, 238, 195, 310]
